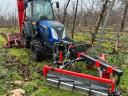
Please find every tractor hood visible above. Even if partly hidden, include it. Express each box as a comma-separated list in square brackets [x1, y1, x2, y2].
[48, 21, 64, 29]
[39, 20, 65, 39]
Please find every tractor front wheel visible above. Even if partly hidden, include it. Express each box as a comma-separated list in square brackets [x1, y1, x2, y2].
[30, 39, 48, 61]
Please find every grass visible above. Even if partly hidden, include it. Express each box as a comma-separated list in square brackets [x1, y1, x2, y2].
[0, 35, 5, 45]
[5, 48, 83, 96]
[32, 86, 85, 96]
[0, 27, 19, 33]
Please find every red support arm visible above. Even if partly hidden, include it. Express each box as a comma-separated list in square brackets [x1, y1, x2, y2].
[17, 0, 25, 33]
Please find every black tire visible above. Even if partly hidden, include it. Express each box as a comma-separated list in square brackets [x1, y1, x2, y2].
[30, 39, 48, 61]
[22, 28, 30, 48]
[23, 36, 30, 48]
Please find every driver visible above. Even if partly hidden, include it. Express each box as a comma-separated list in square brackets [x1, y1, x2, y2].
[39, 15, 48, 20]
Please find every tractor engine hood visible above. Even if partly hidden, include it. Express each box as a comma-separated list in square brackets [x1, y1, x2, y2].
[39, 20, 65, 40]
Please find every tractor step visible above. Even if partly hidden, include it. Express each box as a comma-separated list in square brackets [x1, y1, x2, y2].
[43, 66, 116, 96]
[3, 33, 24, 48]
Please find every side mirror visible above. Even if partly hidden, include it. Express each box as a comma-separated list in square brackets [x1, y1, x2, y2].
[56, 2, 59, 9]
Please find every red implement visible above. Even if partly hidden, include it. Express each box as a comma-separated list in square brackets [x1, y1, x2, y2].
[4, 33, 24, 48]
[43, 65, 115, 95]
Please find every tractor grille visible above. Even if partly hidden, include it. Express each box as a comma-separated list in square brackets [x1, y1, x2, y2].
[54, 28, 64, 39]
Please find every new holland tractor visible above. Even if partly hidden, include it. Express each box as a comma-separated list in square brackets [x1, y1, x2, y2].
[10, 0, 123, 95]
[18, 0, 67, 61]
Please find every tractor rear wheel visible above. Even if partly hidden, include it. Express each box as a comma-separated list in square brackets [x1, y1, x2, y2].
[30, 39, 48, 61]
[23, 36, 30, 48]
[22, 28, 30, 48]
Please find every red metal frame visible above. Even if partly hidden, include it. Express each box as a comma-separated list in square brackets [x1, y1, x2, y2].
[17, 0, 25, 33]
[59, 51, 63, 63]
[4, 33, 24, 48]
[95, 60, 100, 68]
[43, 65, 115, 93]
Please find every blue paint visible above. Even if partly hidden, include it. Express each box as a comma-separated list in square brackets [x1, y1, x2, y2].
[37, 20, 60, 47]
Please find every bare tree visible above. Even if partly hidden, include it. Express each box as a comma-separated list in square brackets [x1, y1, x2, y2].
[90, 0, 109, 45]
[71, 0, 79, 39]
[114, 0, 128, 52]
[96, 0, 116, 51]
[62, 0, 71, 25]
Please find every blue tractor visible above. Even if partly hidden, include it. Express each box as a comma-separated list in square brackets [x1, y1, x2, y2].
[21, 0, 70, 61]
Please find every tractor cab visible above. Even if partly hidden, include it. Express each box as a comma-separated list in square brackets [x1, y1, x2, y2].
[25, 0, 55, 21]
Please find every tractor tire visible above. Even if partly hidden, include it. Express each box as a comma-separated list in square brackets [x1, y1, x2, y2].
[30, 39, 48, 61]
[23, 36, 30, 48]
[22, 28, 30, 48]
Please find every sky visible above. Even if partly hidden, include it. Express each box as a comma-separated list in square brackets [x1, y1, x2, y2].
[0, 0, 92, 13]
[0, 0, 121, 14]
[0, 0, 65, 14]
[0, 0, 112, 18]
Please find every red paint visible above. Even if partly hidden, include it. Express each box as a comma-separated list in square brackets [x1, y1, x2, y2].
[107, 67, 113, 74]
[95, 60, 100, 68]
[102, 71, 110, 79]
[59, 51, 63, 63]
[43, 65, 49, 77]
[43, 65, 115, 93]
[77, 53, 81, 59]
[17, 0, 25, 33]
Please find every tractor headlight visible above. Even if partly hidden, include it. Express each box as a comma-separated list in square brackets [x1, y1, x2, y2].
[62, 29, 66, 39]
[51, 28, 58, 40]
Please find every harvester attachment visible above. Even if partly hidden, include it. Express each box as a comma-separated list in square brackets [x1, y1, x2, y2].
[43, 66, 121, 96]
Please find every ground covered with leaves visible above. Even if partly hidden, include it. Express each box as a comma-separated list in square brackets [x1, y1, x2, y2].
[0, 28, 128, 96]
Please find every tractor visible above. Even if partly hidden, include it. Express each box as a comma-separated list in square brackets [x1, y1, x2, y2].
[4, 0, 123, 95]
[18, 0, 68, 61]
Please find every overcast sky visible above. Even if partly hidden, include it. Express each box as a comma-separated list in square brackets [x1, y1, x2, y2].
[0, 0, 65, 13]
[0, 0, 121, 14]
[0, 0, 92, 13]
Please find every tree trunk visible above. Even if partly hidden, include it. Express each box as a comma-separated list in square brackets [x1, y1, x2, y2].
[115, 1, 128, 52]
[96, 0, 116, 51]
[71, 0, 79, 39]
[62, 0, 71, 25]
[90, 0, 109, 45]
